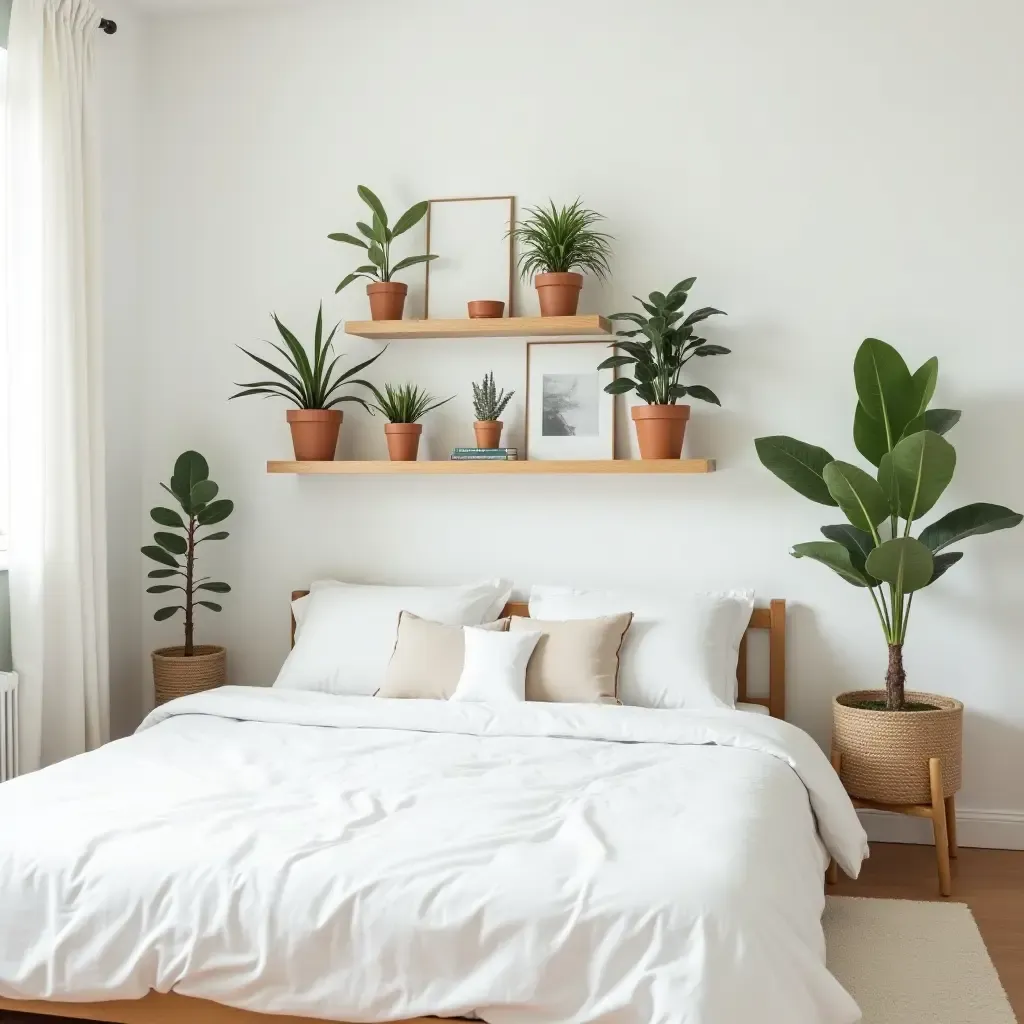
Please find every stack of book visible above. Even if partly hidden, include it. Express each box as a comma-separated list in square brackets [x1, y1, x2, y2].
[450, 448, 519, 461]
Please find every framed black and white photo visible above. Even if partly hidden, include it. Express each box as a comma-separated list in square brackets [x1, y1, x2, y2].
[525, 341, 615, 461]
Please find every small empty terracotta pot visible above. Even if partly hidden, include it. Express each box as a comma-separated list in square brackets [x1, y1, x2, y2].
[535, 272, 583, 317]
[287, 409, 342, 461]
[468, 300, 506, 319]
[631, 405, 690, 460]
[367, 282, 408, 321]
[474, 421, 503, 448]
[385, 422, 423, 461]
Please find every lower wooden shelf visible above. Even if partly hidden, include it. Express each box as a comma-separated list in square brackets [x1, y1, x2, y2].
[267, 459, 716, 475]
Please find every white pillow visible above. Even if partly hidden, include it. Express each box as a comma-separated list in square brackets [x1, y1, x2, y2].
[528, 586, 755, 709]
[276, 579, 513, 696]
[451, 628, 541, 704]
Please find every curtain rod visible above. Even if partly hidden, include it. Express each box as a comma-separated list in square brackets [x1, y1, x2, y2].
[99, 18, 117, 34]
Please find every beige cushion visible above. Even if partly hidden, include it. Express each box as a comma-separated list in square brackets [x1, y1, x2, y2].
[379, 612, 509, 699]
[508, 613, 633, 704]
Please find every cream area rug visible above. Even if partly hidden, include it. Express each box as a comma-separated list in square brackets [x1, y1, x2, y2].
[0, 897, 1015, 1024]
[825, 896, 1016, 1023]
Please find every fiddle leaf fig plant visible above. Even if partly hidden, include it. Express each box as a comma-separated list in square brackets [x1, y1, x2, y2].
[756, 339, 1021, 711]
[142, 452, 234, 657]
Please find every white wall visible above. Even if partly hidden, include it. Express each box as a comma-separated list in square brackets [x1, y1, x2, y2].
[133, 0, 1024, 842]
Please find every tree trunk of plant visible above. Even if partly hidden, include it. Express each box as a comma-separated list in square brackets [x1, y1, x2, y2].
[886, 643, 906, 711]
[184, 517, 196, 657]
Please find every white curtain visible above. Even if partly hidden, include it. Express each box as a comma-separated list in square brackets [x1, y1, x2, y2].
[3, 0, 109, 771]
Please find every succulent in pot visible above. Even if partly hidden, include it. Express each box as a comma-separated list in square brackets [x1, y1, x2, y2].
[756, 339, 1021, 811]
[142, 451, 234, 706]
[231, 303, 385, 461]
[601, 279, 729, 459]
[366, 383, 455, 462]
[471, 371, 514, 449]
[330, 186, 437, 321]
[510, 199, 613, 317]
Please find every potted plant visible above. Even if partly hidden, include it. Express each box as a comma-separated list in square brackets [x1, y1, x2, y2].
[756, 338, 1021, 808]
[601, 278, 729, 459]
[231, 303, 385, 461]
[330, 186, 437, 321]
[511, 199, 613, 317]
[142, 452, 234, 706]
[366, 383, 455, 462]
[471, 371, 514, 449]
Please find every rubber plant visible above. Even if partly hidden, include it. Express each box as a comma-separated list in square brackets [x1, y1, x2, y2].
[330, 186, 437, 320]
[142, 451, 234, 657]
[756, 339, 1021, 711]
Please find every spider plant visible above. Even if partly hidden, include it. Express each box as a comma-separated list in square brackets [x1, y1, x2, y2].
[511, 199, 613, 281]
[366, 383, 455, 424]
[330, 186, 437, 293]
[230, 304, 385, 411]
[472, 372, 514, 422]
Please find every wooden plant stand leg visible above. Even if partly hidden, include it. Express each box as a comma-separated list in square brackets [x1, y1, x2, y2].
[944, 795, 958, 859]
[826, 749, 842, 885]
[929, 757, 952, 897]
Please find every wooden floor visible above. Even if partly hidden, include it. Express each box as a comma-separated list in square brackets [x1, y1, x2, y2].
[833, 841, 1024, 1019]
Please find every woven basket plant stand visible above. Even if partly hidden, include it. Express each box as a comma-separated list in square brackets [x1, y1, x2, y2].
[152, 645, 227, 706]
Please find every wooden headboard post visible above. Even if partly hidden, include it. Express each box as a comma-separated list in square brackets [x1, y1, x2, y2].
[290, 593, 786, 719]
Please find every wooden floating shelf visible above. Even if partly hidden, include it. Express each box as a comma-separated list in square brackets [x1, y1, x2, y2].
[344, 315, 613, 341]
[267, 459, 716, 475]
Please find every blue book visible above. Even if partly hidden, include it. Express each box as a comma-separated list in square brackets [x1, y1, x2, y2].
[450, 454, 518, 461]
[451, 448, 518, 455]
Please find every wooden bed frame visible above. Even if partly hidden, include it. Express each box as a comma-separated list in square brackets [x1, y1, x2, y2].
[0, 597, 787, 1024]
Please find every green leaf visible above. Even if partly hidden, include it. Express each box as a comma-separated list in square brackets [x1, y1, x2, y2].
[604, 378, 637, 395]
[683, 307, 727, 328]
[197, 582, 231, 594]
[853, 339, 916, 447]
[691, 344, 731, 357]
[901, 408, 961, 439]
[197, 531, 229, 544]
[356, 221, 376, 241]
[150, 507, 185, 529]
[684, 385, 721, 406]
[328, 232, 369, 248]
[754, 436, 839, 507]
[929, 551, 963, 584]
[823, 460, 890, 531]
[853, 402, 890, 467]
[336, 271, 374, 294]
[918, 503, 1024, 553]
[170, 451, 209, 504]
[911, 357, 938, 415]
[154, 531, 188, 555]
[190, 480, 218, 507]
[820, 524, 877, 576]
[154, 606, 182, 622]
[357, 185, 388, 228]
[877, 429, 956, 521]
[196, 601, 223, 612]
[597, 355, 636, 370]
[148, 569, 179, 579]
[197, 500, 234, 526]
[368, 244, 385, 268]
[147, 585, 179, 594]
[390, 254, 438, 275]
[792, 541, 872, 587]
[865, 537, 934, 593]
[142, 546, 179, 568]
[392, 201, 428, 237]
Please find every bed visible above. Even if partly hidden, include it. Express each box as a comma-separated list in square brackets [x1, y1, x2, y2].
[0, 597, 868, 1024]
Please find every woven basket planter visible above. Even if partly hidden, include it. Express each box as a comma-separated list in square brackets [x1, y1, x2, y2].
[833, 690, 963, 804]
[152, 645, 226, 706]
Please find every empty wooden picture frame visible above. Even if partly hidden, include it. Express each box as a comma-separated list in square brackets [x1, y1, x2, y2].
[424, 196, 515, 319]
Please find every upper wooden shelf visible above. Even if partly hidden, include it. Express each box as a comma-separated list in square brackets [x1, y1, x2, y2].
[344, 315, 613, 341]
[268, 459, 715, 475]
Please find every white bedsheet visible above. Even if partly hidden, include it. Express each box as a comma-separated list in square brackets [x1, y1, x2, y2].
[0, 687, 868, 1024]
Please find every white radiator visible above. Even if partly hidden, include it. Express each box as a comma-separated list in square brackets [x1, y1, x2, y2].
[0, 672, 18, 782]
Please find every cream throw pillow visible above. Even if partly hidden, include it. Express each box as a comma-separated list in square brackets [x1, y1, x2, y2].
[508, 613, 633, 704]
[379, 612, 509, 700]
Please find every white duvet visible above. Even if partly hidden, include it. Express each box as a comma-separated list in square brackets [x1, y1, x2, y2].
[0, 687, 868, 1024]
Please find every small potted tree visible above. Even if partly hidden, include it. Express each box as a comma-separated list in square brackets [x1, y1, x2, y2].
[601, 278, 730, 459]
[756, 338, 1021, 817]
[511, 199, 613, 317]
[471, 371, 514, 449]
[330, 186, 437, 321]
[366, 383, 455, 462]
[231, 303, 385, 462]
[143, 452, 234, 706]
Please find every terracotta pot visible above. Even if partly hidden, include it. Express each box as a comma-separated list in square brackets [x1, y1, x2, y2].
[287, 409, 342, 461]
[468, 300, 506, 319]
[474, 421, 503, 448]
[535, 272, 583, 317]
[833, 691, 963, 804]
[152, 645, 226, 707]
[385, 422, 423, 461]
[367, 281, 408, 321]
[630, 404, 690, 460]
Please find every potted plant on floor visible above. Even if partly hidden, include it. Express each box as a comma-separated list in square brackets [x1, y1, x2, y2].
[471, 371, 514, 449]
[330, 186, 437, 321]
[600, 278, 729, 459]
[756, 338, 1021, 810]
[143, 452, 234, 706]
[231, 303, 385, 461]
[366, 383, 455, 461]
[511, 199, 613, 317]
